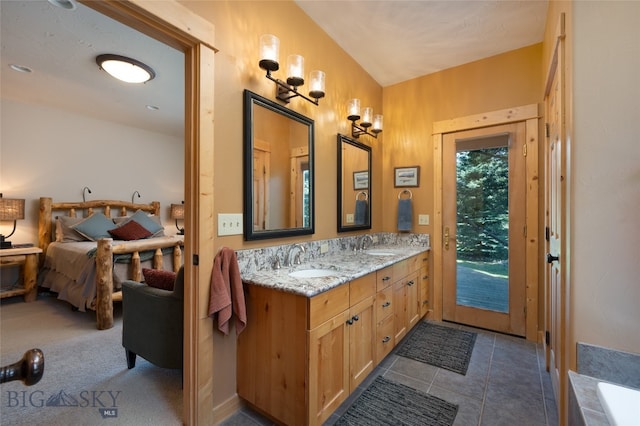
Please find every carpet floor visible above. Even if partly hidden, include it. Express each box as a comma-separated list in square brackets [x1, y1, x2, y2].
[395, 321, 477, 375]
[335, 376, 458, 426]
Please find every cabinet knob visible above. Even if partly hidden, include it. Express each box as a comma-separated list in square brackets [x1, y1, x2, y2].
[382, 276, 390, 281]
[382, 336, 391, 343]
[352, 315, 359, 322]
[407, 280, 415, 286]
[382, 301, 391, 308]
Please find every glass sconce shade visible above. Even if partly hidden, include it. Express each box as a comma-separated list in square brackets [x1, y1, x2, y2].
[372, 114, 383, 133]
[286, 55, 304, 87]
[361, 107, 373, 128]
[259, 34, 280, 71]
[308, 70, 325, 99]
[347, 99, 361, 121]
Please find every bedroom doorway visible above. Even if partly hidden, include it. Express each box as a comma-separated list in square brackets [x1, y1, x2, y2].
[83, 2, 216, 424]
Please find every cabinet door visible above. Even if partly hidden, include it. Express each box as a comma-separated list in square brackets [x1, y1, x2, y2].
[406, 271, 420, 329]
[376, 313, 395, 364]
[420, 267, 430, 317]
[308, 310, 350, 426]
[348, 295, 375, 390]
[393, 279, 407, 342]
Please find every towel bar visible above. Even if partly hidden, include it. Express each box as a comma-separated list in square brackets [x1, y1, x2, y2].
[398, 189, 413, 199]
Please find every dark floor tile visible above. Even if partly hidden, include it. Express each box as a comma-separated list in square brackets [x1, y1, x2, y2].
[387, 355, 438, 384]
[428, 384, 483, 426]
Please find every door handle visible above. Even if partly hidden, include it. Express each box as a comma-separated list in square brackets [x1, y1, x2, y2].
[444, 227, 450, 250]
[546, 253, 559, 263]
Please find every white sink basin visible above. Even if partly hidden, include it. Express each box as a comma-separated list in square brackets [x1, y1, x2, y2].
[364, 250, 396, 256]
[597, 382, 640, 426]
[288, 269, 339, 278]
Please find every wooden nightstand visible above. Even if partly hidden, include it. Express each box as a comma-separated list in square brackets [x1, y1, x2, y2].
[0, 246, 42, 302]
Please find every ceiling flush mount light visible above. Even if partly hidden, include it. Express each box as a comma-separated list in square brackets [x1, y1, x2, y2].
[347, 99, 383, 139]
[47, 0, 77, 10]
[96, 54, 155, 84]
[258, 34, 325, 106]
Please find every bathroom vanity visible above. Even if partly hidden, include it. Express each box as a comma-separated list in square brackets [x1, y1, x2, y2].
[237, 246, 429, 425]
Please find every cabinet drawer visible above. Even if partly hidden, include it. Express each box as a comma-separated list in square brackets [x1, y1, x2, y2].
[420, 252, 429, 274]
[392, 259, 408, 279]
[350, 273, 376, 305]
[376, 266, 394, 292]
[406, 254, 421, 274]
[375, 314, 395, 364]
[375, 286, 393, 321]
[308, 284, 350, 330]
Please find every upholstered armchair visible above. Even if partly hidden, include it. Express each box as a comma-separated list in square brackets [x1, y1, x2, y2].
[122, 266, 183, 369]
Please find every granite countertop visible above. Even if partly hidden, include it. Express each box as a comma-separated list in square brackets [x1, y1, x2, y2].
[240, 245, 429, 298]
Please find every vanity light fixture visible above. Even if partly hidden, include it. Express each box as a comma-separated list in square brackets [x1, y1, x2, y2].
[347, 98, 383, 139]
[258, 34, 325, 106]
[170, 202, 185, 235]
[0, 194, 25, 249]
[96, 54, 155, 84]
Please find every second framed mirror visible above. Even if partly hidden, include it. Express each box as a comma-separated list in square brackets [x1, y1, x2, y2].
[337, 134, 372, 232]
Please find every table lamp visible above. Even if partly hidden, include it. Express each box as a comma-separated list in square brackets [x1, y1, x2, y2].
[0, 194, 25, 249]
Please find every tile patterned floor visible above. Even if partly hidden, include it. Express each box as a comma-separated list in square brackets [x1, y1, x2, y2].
[221, 321, 559, 426]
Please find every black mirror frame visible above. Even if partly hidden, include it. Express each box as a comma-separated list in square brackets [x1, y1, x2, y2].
[243, 89, 315, 240]
[337, 133, 372, 232]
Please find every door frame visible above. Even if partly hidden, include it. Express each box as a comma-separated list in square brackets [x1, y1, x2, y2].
[81, 1, 217, 424]
[442, 123, 527, 336]
[432, 105, 540, 341]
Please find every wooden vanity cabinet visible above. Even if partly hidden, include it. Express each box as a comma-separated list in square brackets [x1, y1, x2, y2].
[237, 251, 429, 425]
[238, 273, 375, 426]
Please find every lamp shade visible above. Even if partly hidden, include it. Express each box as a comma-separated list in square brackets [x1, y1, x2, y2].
[170, 203, 185, 220]
[0, 198, 25, 221]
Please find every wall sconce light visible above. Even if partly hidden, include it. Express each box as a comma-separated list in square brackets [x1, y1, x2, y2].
[131, 191, 141, 204]
[82, 186, 92, 202]
[347, 98, 383, 139]
[96, 54, 155, 84]
[259, 34, 325, 105]
[0, 194, 25, 249]
[170, 202, 185, 235]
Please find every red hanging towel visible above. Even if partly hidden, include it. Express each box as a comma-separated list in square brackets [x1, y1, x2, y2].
[208, 247, 246, 335]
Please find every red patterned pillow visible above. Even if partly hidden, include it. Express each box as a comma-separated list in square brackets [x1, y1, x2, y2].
[142, 268, 176, 291]
[108, 220, 152, 241]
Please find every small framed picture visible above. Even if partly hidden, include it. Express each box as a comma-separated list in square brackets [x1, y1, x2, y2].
[394, 166, 420, 187]
[353, 171, 369, 190]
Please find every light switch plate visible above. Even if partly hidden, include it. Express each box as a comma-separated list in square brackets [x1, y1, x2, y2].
[418, 214, 430, 225]
[320, 243, 329, 254]
[218, 213, 243, 236]
[346, 214, 354, 224]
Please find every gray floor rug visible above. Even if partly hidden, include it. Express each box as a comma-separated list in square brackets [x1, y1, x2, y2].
[335, 376, 458, 426]
[396, 321, 477, 375]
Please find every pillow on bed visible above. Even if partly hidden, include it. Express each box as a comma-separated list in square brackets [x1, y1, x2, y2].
[108, 220, 152, 241]
[71, 213, 117, 241]
[115, 211, 165, 237]
[142, 268, 176, 291]
[56, 216, 86, 242]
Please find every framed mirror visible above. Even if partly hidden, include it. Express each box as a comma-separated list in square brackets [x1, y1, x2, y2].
[337, 133, 372, 232]
[243, 90, 315, 240]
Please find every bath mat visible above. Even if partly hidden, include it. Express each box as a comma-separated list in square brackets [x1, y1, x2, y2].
[335, 376, 458, 426]
[396, 321, 477, 375]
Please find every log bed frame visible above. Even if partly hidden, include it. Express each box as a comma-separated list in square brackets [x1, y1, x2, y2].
[38, 197, 183, 330]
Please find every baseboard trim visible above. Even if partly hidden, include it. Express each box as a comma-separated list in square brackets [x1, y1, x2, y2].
[212, 394, 242, 424]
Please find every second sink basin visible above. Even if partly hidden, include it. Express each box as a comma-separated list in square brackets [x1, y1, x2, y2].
[288, 269, 339, 278]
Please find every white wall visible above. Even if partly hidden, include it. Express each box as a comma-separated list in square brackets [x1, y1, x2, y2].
[571, 1, 640, 353]
[0, 98, 184, 245]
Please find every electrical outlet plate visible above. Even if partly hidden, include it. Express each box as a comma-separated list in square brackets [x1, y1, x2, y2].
[218, 213, 243, 236]
[320, 243, 329, 254]
[418, 214, 430, 225]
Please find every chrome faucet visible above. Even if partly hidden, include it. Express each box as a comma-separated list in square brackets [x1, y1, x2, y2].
[286, 243, 306, 266]
[358, 234, 374, 251]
